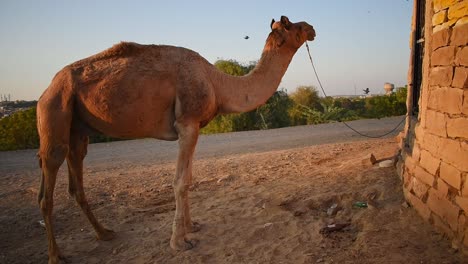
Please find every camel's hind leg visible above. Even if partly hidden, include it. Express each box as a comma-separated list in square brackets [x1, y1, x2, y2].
[67, 129, 114, 241]
[38, 144, 68, 264]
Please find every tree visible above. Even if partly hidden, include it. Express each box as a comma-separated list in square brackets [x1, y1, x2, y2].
[289, 86, 322, 110]
[213, 59, 256, 77]
[288, 86, 323, 126]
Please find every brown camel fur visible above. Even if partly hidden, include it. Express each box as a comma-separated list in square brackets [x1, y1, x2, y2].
[36, 16, 315, 263]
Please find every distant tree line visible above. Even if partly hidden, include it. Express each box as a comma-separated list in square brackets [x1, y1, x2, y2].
[0, 60, 407, 151]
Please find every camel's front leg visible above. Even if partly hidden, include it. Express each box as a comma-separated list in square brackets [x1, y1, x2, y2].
[170, 122, 199, 250]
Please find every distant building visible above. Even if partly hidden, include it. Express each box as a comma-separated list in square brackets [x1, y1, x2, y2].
[384, 82, 395, 95]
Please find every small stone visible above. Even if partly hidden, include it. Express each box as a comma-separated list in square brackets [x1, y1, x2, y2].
[161, 183, 172, 189]
[401, 201, 410, 208]
[217, 174, 236, 184]
[316, 258, 324, 263]
[379, 160, 393, 168]
[263, 222, 273, 228]
[294, 209, 306, 216]
[26, 187, 38, 195]
[327, 203, 340, 216]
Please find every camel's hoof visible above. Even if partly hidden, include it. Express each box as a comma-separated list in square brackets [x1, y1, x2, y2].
[48, 256, 59, 264]
[48, 254, 67, 264]
[187, 221, 202, 233]
[170, 238, 198, 251]
[97, 228, 115, 241]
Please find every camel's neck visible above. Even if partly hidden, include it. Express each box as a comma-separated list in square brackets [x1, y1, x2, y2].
[213, 47, 296, 114]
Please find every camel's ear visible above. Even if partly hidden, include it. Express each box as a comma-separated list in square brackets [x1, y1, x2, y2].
[270, 19, 275, 29]
[280, 16, 291, 30]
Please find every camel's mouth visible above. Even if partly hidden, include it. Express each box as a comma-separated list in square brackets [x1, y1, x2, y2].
[306, 27, 316, 41]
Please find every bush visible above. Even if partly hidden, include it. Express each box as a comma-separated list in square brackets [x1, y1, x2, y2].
[0, 108, 39, 151]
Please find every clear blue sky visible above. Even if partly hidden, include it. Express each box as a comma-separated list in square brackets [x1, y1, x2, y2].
[0, 0, 412, 101]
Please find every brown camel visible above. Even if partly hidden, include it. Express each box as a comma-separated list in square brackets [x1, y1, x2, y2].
[36, 16, 315, 263]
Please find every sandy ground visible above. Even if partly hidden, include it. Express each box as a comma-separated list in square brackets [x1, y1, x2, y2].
[0, 119, 465, 263]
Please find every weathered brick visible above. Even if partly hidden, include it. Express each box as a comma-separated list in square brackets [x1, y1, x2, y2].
[415, 123, 425, 140]
[412, 143, 422, 162]
[430, 66, 453, 86]
[452, 67, 468, 88]
[422, 133, 442, 155]
[455, 47, 468, 66]
[432, 28, 451, 50]
[433, 24, 448, 33]
[405, 154, 418, 173]
[427, 189, 460, 230]
[425, 110, 447, 137]
[447, 117, 468, 139]
[432, 46, 456, 66]
[456, 196, 468, 213]
[440, 162, 462, 190]
[451, 22, 468, 46]
[448, 1, 468, 20]
[404, 169, 413, 189]
[432, 213, 456, 236]
[433, 10, 448, 26]
[412, 177, 430, 199]
[405, 190, 431, 221]
[436, 178, 450, 197]
[428, 87, 463, 114]
[434, 0, 458, 12]
[414, 165, 436, 186]
[439, 139, 468, 171]
[420, 149, 442, 175]
[443, 18, 459, 29]
[455, 16, 468, 26]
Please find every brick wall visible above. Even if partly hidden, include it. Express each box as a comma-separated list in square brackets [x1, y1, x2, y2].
[399, 0, 468, 253]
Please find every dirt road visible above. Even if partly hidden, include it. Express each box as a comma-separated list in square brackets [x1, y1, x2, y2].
[0, 116, 405, 173]
[0, 116, 465, 263]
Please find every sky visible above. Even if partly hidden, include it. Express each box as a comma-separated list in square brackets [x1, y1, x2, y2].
[0, 0, 412, 101]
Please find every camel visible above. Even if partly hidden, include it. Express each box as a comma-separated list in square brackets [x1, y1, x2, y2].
[36, 16, 315, 263]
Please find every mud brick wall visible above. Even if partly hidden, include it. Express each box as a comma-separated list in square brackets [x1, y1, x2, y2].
[399, 0, 468, 253]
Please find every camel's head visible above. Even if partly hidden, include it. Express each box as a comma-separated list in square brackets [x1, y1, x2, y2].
[267, 16, 315, 51]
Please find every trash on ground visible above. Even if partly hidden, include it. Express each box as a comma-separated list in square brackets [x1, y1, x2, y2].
[319, 222, 351, 234]
[326, 203, 340, 216]
[38, 220, 45, 228]
[353, 201, 368, 208]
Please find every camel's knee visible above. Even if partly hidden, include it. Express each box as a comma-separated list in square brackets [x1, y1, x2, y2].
[39, 196, 51, 213]
[172, 180, 190, 196]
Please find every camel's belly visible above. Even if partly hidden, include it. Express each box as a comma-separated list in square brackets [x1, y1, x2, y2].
[76, 74, 178, 140]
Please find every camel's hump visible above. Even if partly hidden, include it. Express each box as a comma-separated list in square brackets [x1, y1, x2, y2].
[68, 42, 145, 68]
[101, 42, 143, 57]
